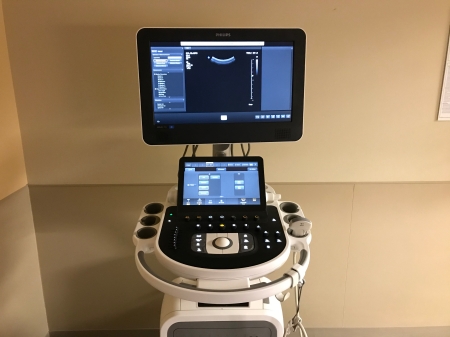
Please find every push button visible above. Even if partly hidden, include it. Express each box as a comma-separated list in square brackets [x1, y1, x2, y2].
[191, 233, 206, 252]
[194, 246, 206, 253]
[238, 233, 255, 252]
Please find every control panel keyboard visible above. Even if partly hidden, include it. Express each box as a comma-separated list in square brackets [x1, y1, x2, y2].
[158, 205, 287, 270]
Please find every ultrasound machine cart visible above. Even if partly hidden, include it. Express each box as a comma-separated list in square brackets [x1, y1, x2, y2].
[132, 28, 312, 337]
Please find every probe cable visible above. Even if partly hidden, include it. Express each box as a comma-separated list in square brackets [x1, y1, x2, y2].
[284, 252, 308, 337]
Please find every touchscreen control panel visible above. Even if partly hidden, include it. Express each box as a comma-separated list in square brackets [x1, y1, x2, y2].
[182, 160, 261, 206]
[177, 156, 266, 213]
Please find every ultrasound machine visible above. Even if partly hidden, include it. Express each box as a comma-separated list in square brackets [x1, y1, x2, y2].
[132, 28, 312, 337]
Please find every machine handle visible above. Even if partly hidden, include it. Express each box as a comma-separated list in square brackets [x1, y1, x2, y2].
[135, 248, 309, 304]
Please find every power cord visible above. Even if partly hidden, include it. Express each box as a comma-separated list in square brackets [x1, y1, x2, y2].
[284, 252, 308, 337]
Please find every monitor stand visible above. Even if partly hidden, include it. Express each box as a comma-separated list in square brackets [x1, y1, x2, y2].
[212, 144, 231, 157]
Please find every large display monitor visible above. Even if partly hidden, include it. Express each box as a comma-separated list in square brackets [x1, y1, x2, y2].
[136, 28, 306, 145]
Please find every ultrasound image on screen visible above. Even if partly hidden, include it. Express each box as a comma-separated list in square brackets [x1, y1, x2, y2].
[184, 49, 262, 113]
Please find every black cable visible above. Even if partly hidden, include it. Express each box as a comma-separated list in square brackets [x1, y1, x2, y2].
[192, 145, 199, 157]
[182, 145, 189, 157]
[240, 143, 251, 156]
[231, 144, 234, 157]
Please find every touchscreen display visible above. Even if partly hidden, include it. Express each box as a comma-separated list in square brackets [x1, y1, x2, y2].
[181, 160, 261, 206]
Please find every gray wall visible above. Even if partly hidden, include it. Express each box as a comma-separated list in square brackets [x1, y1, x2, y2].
[0, 187, 48, 337]
[0, 1, 46, 335]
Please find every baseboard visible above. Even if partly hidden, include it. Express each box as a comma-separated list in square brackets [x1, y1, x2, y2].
[309, 327, 450, 337]
[49, 326, 450, 337]
[49, 330, 159, 337]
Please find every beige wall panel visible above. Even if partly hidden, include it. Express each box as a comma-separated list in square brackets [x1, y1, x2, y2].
[0, 187, 48, 337]
[3, 0, 450, 185]
[0, 1, 27, 200]
[268, 183, 354, 327]
[343, 183, 450, 327]
[30, 184, 176, 331]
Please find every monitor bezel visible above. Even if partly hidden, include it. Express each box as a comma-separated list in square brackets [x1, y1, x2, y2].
[137, 28, 306, 145]
[177, 156, 266, 214]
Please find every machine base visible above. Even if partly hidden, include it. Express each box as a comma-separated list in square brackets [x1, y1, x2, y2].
[166, 321, 277, 337]
[160, 279, 284, 337]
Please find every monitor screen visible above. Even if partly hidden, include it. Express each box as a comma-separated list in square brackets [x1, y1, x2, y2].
[137, 28, 306, 145]
[177, 156, 266, 213]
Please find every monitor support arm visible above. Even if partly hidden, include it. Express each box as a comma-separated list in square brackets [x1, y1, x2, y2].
[212, 144, 232, 157]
